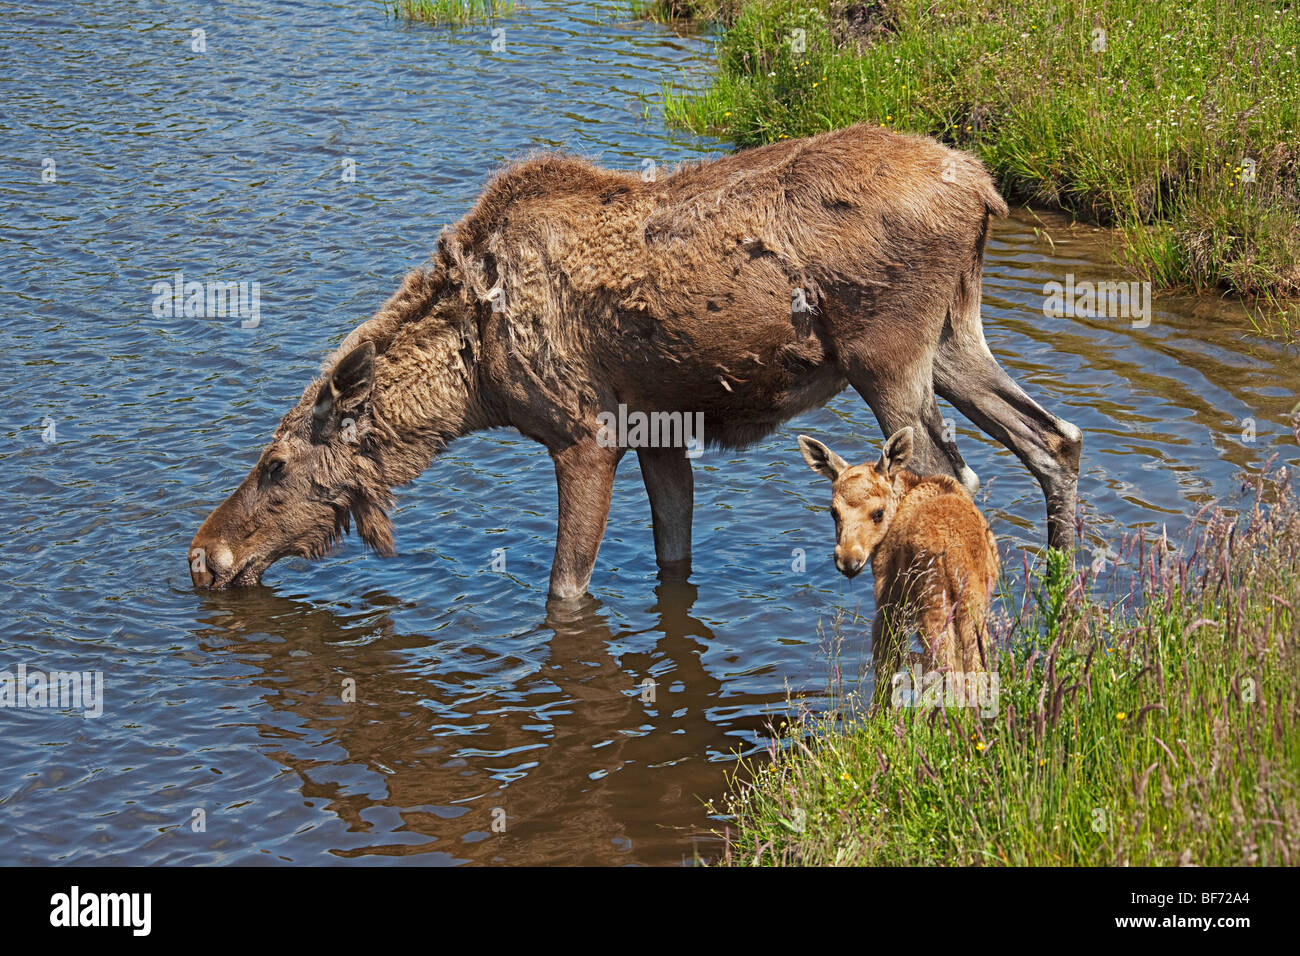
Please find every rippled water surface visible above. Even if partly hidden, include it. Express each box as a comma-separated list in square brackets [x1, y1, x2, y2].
[2, 0, 1298, 865]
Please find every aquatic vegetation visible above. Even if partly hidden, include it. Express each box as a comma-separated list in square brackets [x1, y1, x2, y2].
[388, 0, 520, 25]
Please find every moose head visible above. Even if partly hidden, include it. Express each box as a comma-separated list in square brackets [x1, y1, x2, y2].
[188, 341, 395, 589]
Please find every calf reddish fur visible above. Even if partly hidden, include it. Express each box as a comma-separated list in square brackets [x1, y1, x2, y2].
[799, 428, 1000, 684]
[190, 124, 1080, 598]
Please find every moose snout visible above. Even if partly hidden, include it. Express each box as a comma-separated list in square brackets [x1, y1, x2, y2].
[835, 549, 867, 579]
[189, 538, 235, 589]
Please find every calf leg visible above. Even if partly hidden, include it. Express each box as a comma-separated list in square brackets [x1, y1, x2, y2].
[548, 439, 623, 600]
[870, 607, 902, 701]
[637, 446, 693, 577]
[934, 339, 1082, 551]
[918, 603, 961, 674]
[957, 603, 991, 673]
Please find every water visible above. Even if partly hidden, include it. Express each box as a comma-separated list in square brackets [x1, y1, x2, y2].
[2, 0, 1297, 866]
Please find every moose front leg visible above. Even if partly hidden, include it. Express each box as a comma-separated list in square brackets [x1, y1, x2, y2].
[548, 439, 623, 600]
[637, 446, 693, 577]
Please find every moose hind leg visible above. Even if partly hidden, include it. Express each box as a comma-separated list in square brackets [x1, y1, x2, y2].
[935, 341, 1082, 551]
[637, 446, 693, 577]
[548, 439, 623, 600]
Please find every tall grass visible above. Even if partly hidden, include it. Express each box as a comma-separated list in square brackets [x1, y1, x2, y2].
[657, 0, 1300, 328]
[712, 463, 1300, 865]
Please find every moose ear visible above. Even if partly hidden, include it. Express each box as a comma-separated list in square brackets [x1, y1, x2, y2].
[877, 426, 914, 476]
[798, 434, 848, 481]
[313, 342, 375, 424]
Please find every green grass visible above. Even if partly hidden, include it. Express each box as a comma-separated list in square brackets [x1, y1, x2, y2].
[655, 0, 1300, 330]
[388, 0, 520, 24]
[711, 468, 1300, 866]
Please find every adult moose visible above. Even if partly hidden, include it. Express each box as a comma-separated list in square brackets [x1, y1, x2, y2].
[189, 124, 1081, 599]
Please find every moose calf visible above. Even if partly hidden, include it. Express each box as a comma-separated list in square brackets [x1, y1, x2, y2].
[798, 427, 1000, 686]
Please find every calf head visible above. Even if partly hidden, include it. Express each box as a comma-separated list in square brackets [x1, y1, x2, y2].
[188, 341, 394, 589]
[797, 427, 914, 578]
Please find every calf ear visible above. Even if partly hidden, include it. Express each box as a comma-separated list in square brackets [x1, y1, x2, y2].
[313, 342, 375, 426]
[877, 426, 914, 475]
[798, 435, 848, 481]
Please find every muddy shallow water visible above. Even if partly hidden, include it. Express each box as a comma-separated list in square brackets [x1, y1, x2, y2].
[2, 1, 1298, 865]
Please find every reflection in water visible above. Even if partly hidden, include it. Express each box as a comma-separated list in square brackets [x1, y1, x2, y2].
[190, 578, 769, 865]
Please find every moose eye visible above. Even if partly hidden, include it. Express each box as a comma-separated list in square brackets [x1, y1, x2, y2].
[871, 508, 885, 523]
[263, 458, 286, 484]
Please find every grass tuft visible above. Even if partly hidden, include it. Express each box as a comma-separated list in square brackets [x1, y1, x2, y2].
[388, 0, 520, 25]
[638, 0, 745, 24]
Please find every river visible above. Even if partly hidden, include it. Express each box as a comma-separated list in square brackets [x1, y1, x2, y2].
[1, 0, 1297, 865]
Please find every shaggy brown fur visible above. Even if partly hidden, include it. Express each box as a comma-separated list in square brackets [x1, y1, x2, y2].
[189, 123, 1079, 598]
[798, 427, 1000, 680]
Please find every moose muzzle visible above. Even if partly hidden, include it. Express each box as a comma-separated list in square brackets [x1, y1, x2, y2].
[189, 537, 236, 589]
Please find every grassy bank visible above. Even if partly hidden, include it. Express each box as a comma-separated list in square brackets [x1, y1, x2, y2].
[387, 0, 519, 24]
[654, 0, 1300, 323]
[712, 467, 1300, 865]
